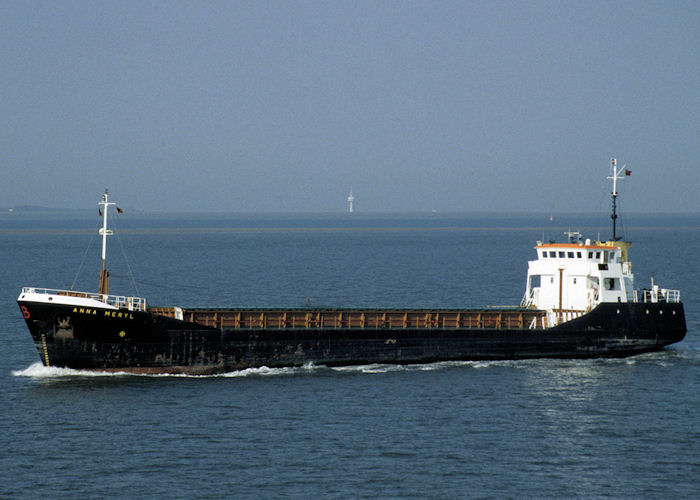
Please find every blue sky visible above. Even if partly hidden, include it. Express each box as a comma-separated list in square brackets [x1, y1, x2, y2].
[1, 1, 698, 213]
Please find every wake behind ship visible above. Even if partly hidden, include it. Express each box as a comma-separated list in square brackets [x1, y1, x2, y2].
[17, 160, 686, 374]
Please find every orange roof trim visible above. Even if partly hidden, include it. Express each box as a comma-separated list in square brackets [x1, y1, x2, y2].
[535, 243, 618, 250]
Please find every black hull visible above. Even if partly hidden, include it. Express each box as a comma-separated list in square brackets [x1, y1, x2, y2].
[18, 301, 687, 375]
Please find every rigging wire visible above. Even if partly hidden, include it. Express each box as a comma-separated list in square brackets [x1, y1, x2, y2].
[580, 186, 609, 235]
[108, 273, 213, 294]
[70, 220, 99, 291]
[110, 211, 141, 297]
[579, 166, 631, 241]
[616, 196, 628, 240]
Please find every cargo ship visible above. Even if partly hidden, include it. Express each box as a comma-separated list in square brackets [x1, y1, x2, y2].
[17, 160, 686, 374]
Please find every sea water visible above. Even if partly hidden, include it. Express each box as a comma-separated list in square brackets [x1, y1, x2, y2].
[1, 212, 698, 498]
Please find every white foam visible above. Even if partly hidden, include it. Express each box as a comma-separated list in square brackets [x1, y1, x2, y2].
[218, 364, 318, 378]
[13, 349, 695, 379]
[329, 359, 523, 374]
[11, 362, 323, 379]
[331, 363, 403, 374]
[12, 362, 126, 378]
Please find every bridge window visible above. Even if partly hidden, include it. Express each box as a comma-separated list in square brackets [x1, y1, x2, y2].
[558, 251, 565, 258]
[596, 251, 601, 259]
[576, 252, 582, 258]
[588, 251, 593, 259]
[567, 252, 574, 258]
[604, 278, 620, 290]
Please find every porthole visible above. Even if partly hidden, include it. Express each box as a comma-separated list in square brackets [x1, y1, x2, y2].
[659, 310, 663, 315]
[616, 309, 620, 314]
[672, 311, 676, 315]
[645, 310, 650, 315]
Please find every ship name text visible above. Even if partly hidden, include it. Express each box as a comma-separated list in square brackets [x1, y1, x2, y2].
[71, 307, 134, 320]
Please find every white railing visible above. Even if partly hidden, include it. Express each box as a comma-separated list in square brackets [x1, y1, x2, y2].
[520, 288, 538, 308]
[543, 309, 586, 327]
[633, 287, 681, 304]
[21, 287, 147, 311]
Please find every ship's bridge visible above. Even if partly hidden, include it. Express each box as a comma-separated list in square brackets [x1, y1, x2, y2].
[521, 231, 680, 326]
[521, 232, 635, 325]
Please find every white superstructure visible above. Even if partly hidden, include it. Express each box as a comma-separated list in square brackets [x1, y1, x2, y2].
[521, 233, 632, 324]
[347, 188, 354, 213]
[522, 232, 680, 326]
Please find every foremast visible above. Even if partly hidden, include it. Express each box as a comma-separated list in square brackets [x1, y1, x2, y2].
[98, 189, 115, 296]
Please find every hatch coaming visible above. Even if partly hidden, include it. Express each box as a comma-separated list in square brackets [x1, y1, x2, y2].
[149, 306, 550, 330]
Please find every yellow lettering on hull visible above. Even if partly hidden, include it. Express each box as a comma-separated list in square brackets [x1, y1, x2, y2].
[102, 310, 134, 320]
[68, 307, 133, 319]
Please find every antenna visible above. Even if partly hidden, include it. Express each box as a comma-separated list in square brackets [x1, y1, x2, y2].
[347, 187, 354, 213]
[606, 158, 629, 241]
[564, 230, 582, 243]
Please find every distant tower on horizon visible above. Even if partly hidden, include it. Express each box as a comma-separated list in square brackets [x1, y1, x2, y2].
[347, 187, 354, 213]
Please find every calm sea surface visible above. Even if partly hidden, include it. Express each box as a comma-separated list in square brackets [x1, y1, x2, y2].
[1, 212, 698, 498]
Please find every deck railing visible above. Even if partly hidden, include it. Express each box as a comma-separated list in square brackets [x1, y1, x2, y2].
[21, 287, 147, 312]
[633, 288, 680, 304]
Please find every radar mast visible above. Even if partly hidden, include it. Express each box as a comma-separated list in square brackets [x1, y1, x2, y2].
[607, 158, 629, 241]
